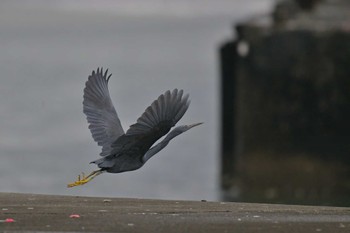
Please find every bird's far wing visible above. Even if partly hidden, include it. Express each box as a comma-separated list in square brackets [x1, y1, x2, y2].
[121, 89, 190, 152]
[83, 68, 125, 156]
[126, 89, 190, 137]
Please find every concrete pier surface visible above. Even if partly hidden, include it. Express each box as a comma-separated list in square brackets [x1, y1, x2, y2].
[0, 193, 349, 232]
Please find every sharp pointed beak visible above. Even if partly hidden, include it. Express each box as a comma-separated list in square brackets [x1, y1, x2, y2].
[188, 122, 203, 128]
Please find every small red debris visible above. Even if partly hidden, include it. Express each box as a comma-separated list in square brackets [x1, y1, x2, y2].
[5, 218, 15, 223]
[69, 214, 80, 218]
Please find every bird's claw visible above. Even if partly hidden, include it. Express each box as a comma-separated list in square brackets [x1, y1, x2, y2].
[67, 170, 103, 188]
[67, 172, 90, 188]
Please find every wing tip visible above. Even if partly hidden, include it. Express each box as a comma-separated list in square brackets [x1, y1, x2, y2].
[88, 67, 112, 81]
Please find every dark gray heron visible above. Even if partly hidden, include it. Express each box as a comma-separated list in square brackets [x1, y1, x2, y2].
[68, 68, 202, 187]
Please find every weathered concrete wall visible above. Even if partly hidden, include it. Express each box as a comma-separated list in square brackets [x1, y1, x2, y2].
[220, 0, 350, 206]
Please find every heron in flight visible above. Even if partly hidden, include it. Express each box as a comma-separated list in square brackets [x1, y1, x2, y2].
[68, 68, 202, 187]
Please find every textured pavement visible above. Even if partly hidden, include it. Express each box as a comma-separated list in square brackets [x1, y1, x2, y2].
[0, 193, 350, 232]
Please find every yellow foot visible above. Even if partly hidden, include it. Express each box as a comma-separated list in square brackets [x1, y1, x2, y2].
[67, 172, 89, 187]
[67, 170, 103, 188]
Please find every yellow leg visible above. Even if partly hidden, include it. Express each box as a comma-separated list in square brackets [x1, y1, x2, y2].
[67, 170, 104, 188]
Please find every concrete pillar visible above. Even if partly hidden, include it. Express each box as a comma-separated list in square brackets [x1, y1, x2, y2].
[220, 0, 350, 206]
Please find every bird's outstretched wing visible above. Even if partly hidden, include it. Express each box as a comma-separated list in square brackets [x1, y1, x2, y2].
[83, 68, 125, 156]
[107, 89, 190, 156]
[126, 89, 190, 136]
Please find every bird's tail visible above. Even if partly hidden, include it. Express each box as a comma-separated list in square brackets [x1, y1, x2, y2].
[90, 156, 114, 168]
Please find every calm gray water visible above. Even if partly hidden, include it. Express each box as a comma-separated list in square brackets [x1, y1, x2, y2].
[0, 0, 272, 201]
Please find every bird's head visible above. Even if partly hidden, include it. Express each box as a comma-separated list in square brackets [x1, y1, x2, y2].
[172, 122, 203, 135]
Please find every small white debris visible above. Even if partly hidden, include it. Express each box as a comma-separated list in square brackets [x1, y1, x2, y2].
[98, 209, 108, 212]
[237, 218, 242, 221]
[127, 223, 135, 227]
[103, 199, 112, 203]
[253, 215, 260, 218]
[1, 208, 8, 211]
[316, 229, 322, 232]
[27, 207, 34, 210]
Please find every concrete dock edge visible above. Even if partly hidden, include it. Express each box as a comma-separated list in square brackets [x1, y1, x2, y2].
[1, 192, 350, 232]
